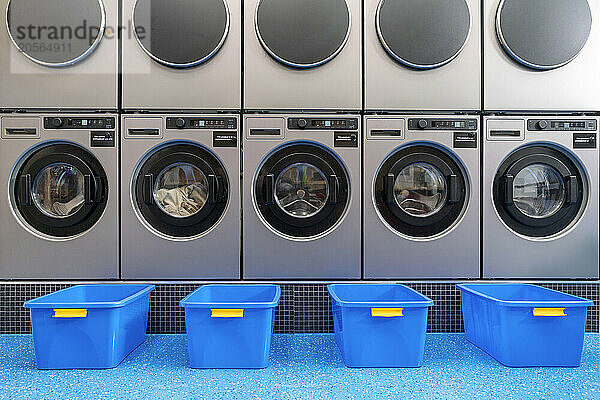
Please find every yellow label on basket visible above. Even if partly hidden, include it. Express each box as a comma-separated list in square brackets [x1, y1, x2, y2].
[211, 309, 244, 318]
[533, 308, 566, 317]
[53, 309, 87, 318]
[371, 308, 404, 317]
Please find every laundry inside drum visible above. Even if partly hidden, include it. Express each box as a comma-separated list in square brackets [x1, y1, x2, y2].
[153, 163, 209, 218]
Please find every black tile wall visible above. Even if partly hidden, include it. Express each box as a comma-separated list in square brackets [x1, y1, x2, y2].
[1, 282, 598, 334]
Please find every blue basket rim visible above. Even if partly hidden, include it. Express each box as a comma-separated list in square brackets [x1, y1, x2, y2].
[457, 283, 594, 307]
[327, 284, 433, 308]
[179, 284, 281, 309]
[23, 284, 155, 309]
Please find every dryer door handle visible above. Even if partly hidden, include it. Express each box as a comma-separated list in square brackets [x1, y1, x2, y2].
[208, 174, 219, 204]
[504, 174, 514, 205]
[84, 175, 94, 205]
[19, 174, 32, 206]
[385, 174, 395, 204]
[143, 174, 154, 205]
[566, 175, 578, 204]
[329, 175, 339, 204]
[448, 174, 459, 204]
[265, 174, 275, 205]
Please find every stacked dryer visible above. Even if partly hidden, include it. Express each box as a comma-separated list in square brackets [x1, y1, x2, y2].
[120, 0, 241, 279]
[363, 0, 481, 279]
[482, 0, 600, 279]
[242, 0, 362, 278]
[0, 0, 119, 278]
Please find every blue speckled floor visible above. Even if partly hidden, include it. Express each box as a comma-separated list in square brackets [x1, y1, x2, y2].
[0, 334, 598, 400]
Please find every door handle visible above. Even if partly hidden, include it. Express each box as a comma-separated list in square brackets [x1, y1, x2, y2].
[385, 174, 395, 204]
[448, 174, 459, 204]
[566, 175, 578, 204]
[265, 174, 274, 205]
[208, 174, 218, 204]
[84, 175, 93, 205]
[143, 174, 154, 205]
[93, 177, 102, 203]
[329, 175, 339, 204]
[19, 174, 31, 206]
[504, 174, 514, 205]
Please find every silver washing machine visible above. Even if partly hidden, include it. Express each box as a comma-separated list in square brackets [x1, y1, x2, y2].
[365, 0, 480, 111]
[364, 115, 480, 278]
[244, 0, 361, 111]
[484, 0, 600, 111]
[0, 113, 118, 278]
[243, 114, 361, 279]
[0, 0, 118, 109]
[122, 0, 240, 110]
[121, 114, 240, 279]
[483, 115, 599, 278]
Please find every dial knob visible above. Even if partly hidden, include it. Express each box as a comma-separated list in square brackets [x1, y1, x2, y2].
[417, 119, 428, 129]
[51, 118, 63, 128]
[537, 120, 548, 130]
[175, 118, 186, 128]
[297, 119, 308, 129]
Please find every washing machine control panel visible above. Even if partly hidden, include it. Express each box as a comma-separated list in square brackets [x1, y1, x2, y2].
[44, 117, 115, 130]
[408, 118, 477, 131]
[527, 119, 597, 131]
[166, 117, 237, 130]
[288, 118, 358, 130]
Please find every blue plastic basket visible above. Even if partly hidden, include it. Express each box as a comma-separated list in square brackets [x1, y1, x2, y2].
[328, 284, 433, 367]
[458, 284, 593, 367]
[180, 284, 281, 369]
[23, 284, 154, 369]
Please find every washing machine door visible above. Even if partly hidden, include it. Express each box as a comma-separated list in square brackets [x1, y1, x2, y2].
[376, 0, 471, 69]
[12, 143, 108, 238]
[254, 142, 350, 239]
[6, 0, 106, 67]
[255, 0, 351, 68]
[133, 142, 229, 239]
[493, 145, 587, 238]
[374, 144, 468, 238]
[496, 0, 592, 70]
[132, 0, 229, 68]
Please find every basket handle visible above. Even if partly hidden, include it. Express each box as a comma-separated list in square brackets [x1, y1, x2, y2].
[211, 309, 244, 318]
[533, 308, 566, 317]
[53, 309, 87, 318]
[371, 308, 403, 317]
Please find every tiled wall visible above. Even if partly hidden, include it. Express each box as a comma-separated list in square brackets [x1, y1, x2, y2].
[1, 282, 598, 334]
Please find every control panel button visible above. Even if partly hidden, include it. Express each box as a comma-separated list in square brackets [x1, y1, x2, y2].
[297, 119, 308, 129]
[418, 119, 428, 129]
[51, 118, 63, 128]
[537, 120, 548, 129]
[175, 118, 186, 129]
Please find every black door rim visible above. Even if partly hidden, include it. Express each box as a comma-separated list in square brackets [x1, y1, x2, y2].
[492, 143, 588, 239]
[373, 142, 470, 240]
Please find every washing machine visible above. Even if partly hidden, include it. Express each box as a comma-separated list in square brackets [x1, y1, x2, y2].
[0, 113, 118, 278]
[0, 0, 118, 109]
[365, 0, 480, 111]
[243, 114, 361, 279]
[363, 115, 480, 278]
[244, 0, 361, 111]
[122, 0, 240, 110]
[121, 114, 240, 279]
[484, 0, 600, 111]
[483, 115, 599, 278]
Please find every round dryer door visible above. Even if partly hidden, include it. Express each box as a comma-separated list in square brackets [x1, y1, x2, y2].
[376, 0, 471, 69]
[493, 144, 588, 238]
[496, 0, 592, 70]
[133, 142, 229, 239]
[374, 144, 468, 238]
[11, 143, 108, 238]
[254, 142, 350, 239]
[6, 0, 106, 67]
[132, 0, 229, 68]
[255, 0, 351, 68]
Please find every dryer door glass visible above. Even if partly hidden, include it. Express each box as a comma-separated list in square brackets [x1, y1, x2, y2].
[6, 0, 105, 66]
[496, 0, 592, 70]
[254, 142, 350, 239]
[493, 145, 587, 238]
[133, 0, 229, 67]
[394, 162, 448, 217]
[376, 0, 471, 69]
[255, 0, 351, 68]
[11, 143, 108, 238]
[133, 143, 229, 239]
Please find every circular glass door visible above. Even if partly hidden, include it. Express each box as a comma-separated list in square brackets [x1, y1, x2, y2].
[6, 0, 105, 67]
[254, 142, 350, 239]
[133, 0, 229, 68]
[374, 144, 468, 238]
[255, 0, 351, 68]
[493, 145, 587, 238]
[133, 142, 229, 239]
[496, 0, 592, 70]
[12, 143, 108, 238]
[376, 0, 471, 69]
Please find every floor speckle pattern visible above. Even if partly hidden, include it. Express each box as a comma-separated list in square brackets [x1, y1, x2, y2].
[0, 334, 598, 399]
